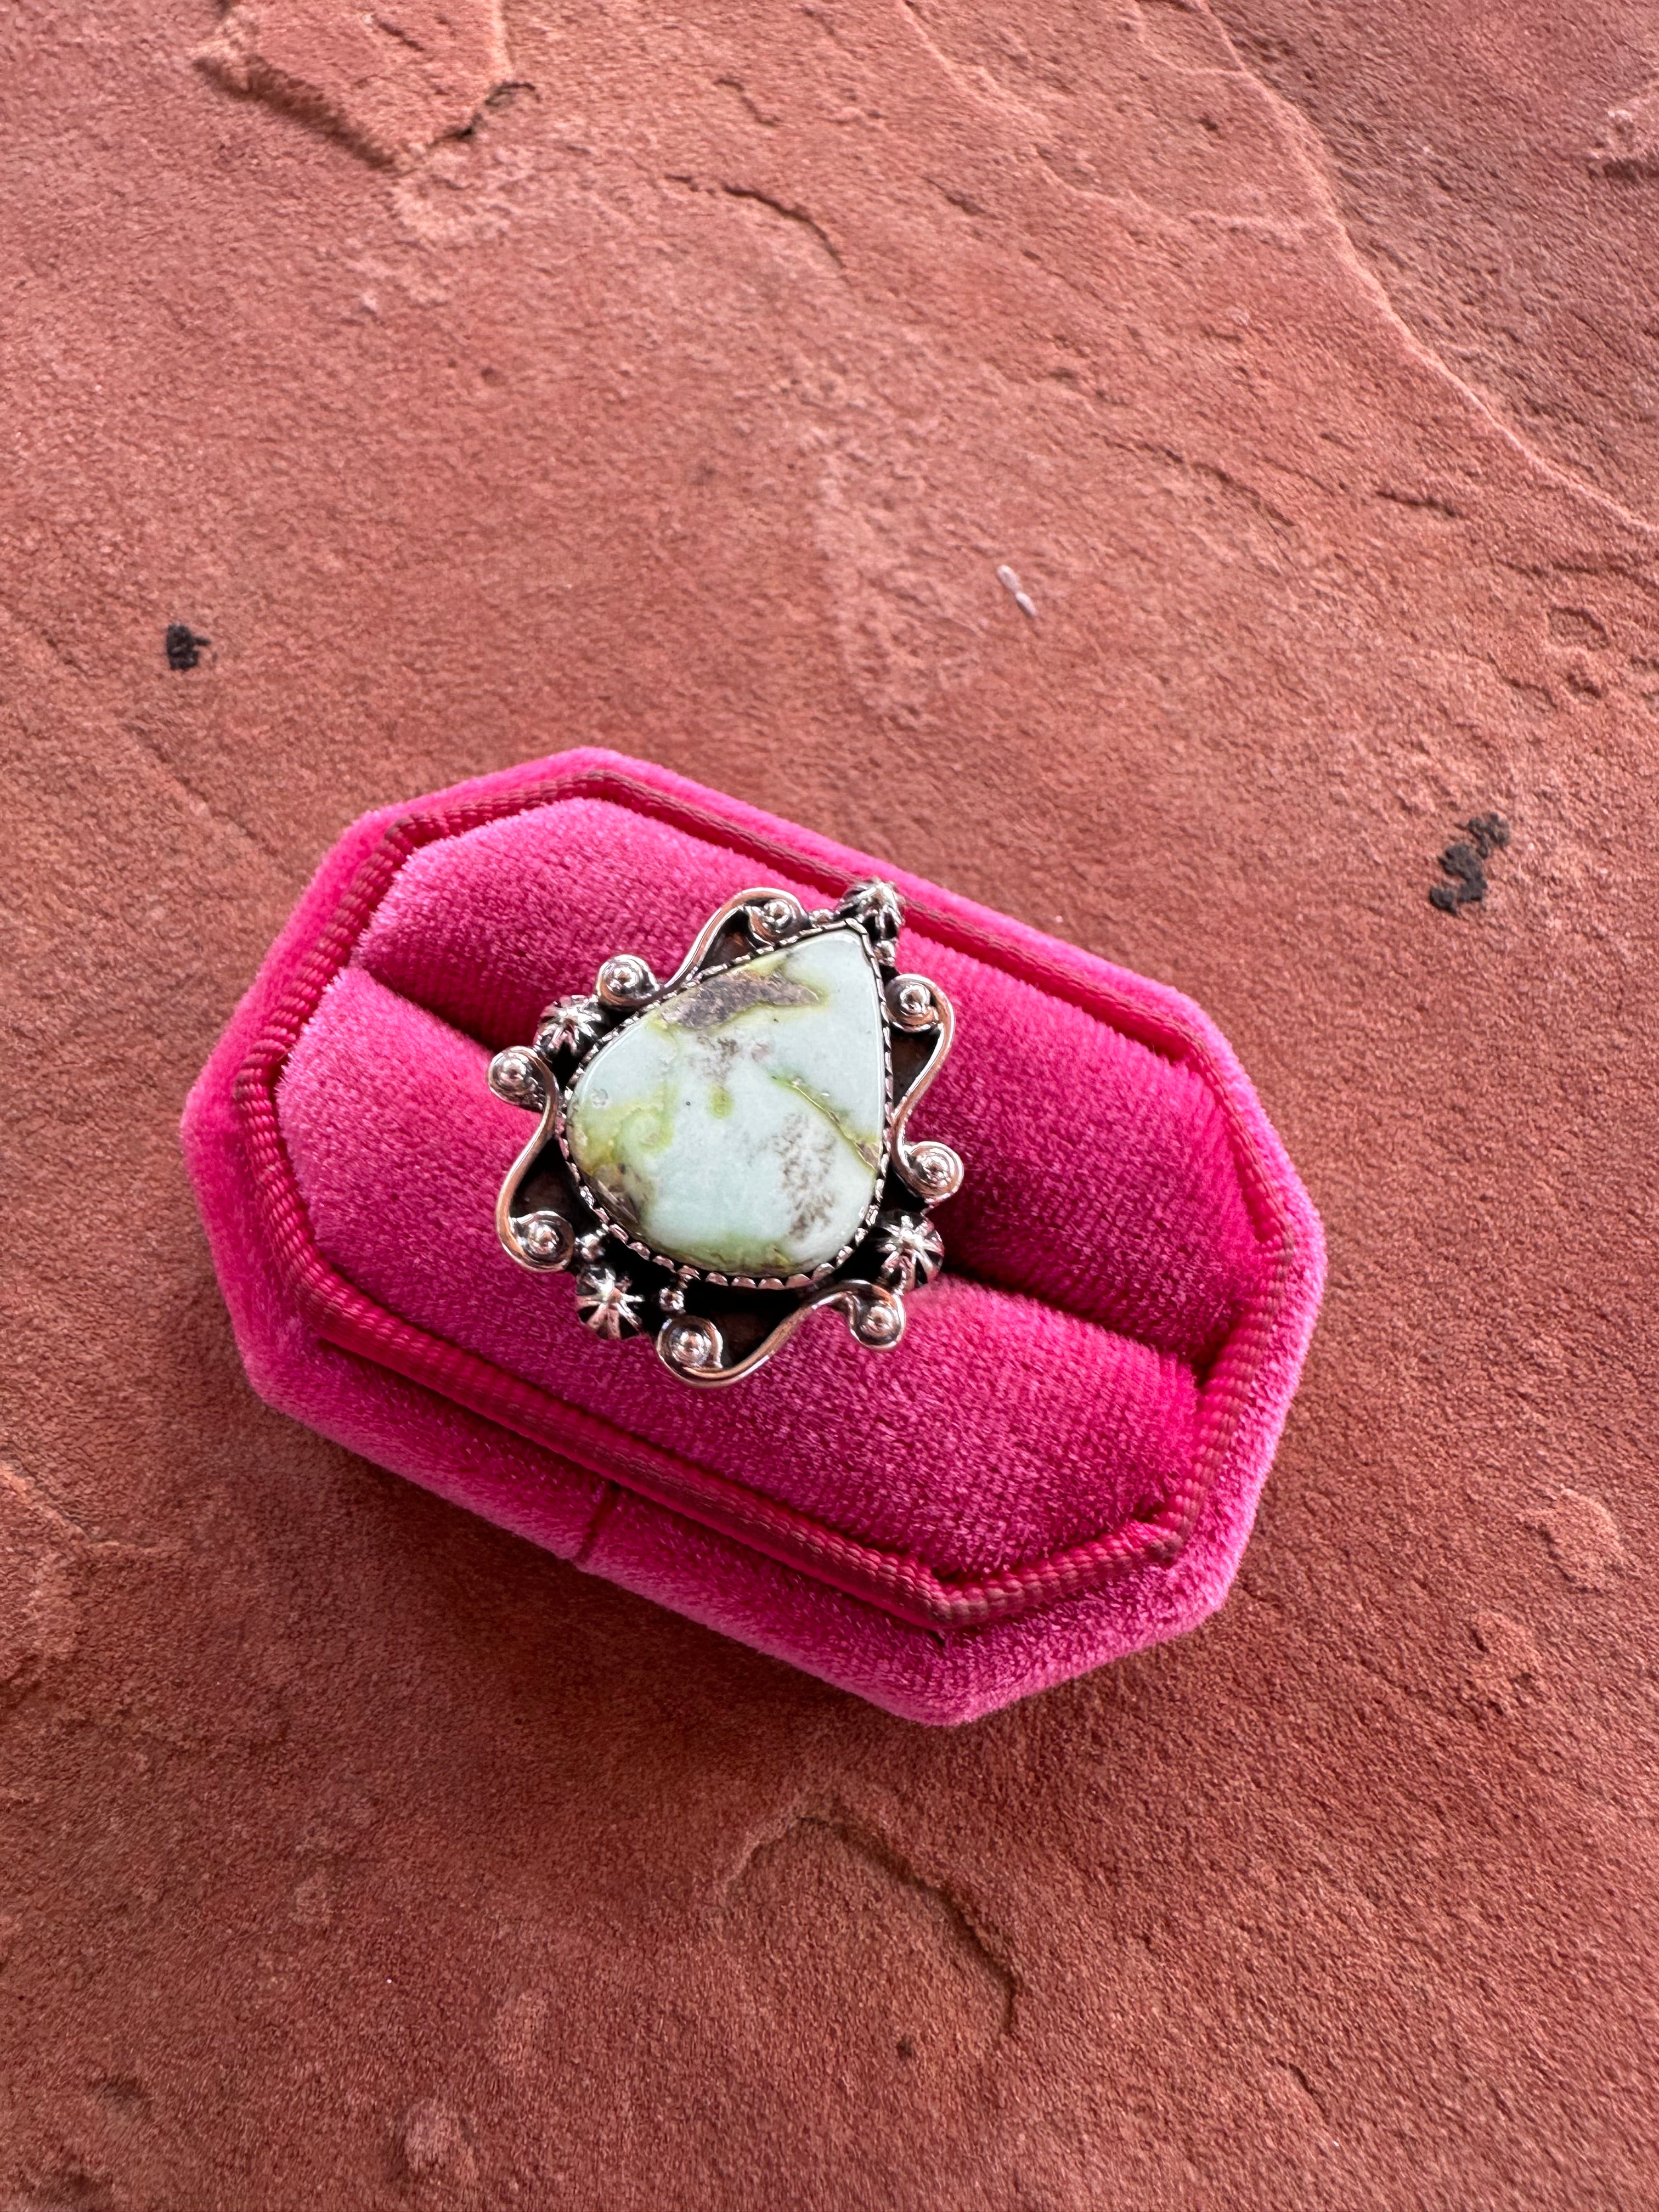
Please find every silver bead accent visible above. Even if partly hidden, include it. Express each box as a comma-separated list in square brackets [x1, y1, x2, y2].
[574, 1231, 608, 1266]
[515, 1210, 574, 1268]
[596, 954, 658, 1008]
[664, 1317, 720, 1370]
[902, 1141, 964, 1203]
[747, 895, 801, 945]
[659, 1280, 687, 1316]
[849, 1288, 905, 1346]
[488, 1047, 546, 1109]
[887, 975, 937, 1032]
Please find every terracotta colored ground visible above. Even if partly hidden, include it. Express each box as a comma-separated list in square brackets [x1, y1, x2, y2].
[2, 2, 1656, 2205]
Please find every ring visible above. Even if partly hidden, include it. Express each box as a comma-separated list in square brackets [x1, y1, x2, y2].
[487, 879, 963, 1385]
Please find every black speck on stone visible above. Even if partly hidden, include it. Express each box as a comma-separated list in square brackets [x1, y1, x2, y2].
[1463, 812, 1510, 859]
[1430, 812, 1511, 915]
[164, 623, 208, 672]
[1438, 840, 1485, 891]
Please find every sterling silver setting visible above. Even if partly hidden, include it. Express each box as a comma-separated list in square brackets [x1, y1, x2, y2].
[487, 881, 963, 1386]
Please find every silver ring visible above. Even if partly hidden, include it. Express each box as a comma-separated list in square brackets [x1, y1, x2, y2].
[487, 879, 963, 1385]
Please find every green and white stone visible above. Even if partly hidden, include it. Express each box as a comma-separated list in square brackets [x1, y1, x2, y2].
[564, 927, 887, 1277]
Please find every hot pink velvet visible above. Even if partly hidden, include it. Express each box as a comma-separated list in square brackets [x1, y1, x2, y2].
[181, 749, 1324, 1723]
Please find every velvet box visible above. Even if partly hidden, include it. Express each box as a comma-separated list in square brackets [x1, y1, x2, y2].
[182, 750, 1324, 1723]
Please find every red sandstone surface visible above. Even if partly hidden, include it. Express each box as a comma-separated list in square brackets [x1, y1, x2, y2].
[2, 1, 1656, 2205]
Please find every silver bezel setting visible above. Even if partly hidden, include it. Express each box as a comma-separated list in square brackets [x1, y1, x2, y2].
[487, 879, 963, 1386]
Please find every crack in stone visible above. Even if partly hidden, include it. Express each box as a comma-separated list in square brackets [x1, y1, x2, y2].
[896, 0, 1659, 543]
[727, 1809, 1019, 2038]
[721, 182, 844, 268]
[1, 1459, 181, 1560]
[1199, 2, 1659, 540]
[660, 172, 845, 269]
[123, 730, 286, 871]
[195, 0, 513, 172]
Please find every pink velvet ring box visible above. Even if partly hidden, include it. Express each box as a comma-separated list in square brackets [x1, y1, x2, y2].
[182, 750, 1325, 1724]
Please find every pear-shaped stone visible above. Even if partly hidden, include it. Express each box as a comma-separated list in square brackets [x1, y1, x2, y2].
[564, 926, 887, 1276]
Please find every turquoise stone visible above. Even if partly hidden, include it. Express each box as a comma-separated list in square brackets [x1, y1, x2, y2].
[564, 927, 887, 1276]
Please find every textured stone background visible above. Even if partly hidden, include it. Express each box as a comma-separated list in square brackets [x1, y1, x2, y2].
[2, 2, 1656, 2205]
